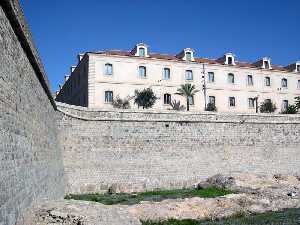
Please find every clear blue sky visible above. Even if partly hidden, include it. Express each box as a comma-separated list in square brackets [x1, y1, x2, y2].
[20, 0, 300, 92]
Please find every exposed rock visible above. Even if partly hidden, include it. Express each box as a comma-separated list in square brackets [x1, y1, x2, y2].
[20, 173, 300, 224]
[19, 200, 141, 225]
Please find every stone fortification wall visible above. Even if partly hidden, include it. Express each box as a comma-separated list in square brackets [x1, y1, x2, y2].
[57, 102, 300, 194]
[0, 1, 65, 224]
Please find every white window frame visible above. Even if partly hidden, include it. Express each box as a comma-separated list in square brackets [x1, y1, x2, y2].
[163, 68, 170, 80]
[104, 63, 113, 75]
[247, 75, 253, 86]
[138, 66, 147, 79]
[185, 70, 193, 81]
[228, 73, 235, 84]
[163, 93, 171, 105]
[281, 78, 288, 88]
[265, 77, 271, 87]
[229, 97, 236, 107]
[104, 91, 113, 103]
[208, 72, 215, 83]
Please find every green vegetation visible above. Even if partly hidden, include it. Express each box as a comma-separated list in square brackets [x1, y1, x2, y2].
[141, 208, 300, 225]
[134, 88, 157, 109]
[169, 100, 185, 111]
[205, 103, 217, 112]
[176, 84, 199, 111]
[259, 100, 277, 113]
[112, 95, 131, 109]
[65, 187, 232, 205]
[281, 104, 298, 114]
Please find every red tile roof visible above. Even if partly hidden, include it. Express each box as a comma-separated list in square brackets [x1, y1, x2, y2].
[88, 50, 293, 73]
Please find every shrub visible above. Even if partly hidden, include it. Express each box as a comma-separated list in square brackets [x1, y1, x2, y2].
[281, 105, 298, 114]
[295, 96, 300, 110]
[206, 103, 217, 112]
[259, 100, 277, 113]
[134, 88, 157, 109]
[169, 100, 185, 111]
[112, 95, 130, 109]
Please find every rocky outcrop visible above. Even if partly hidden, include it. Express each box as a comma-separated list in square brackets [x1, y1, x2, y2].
[18, 200, 141, 225]
[20, 173, 300, 224]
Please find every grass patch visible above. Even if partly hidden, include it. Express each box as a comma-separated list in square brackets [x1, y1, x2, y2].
[65, 187, 232, 205]
[141, 208, 300, 225]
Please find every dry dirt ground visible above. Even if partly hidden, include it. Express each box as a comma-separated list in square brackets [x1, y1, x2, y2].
[18, 173, 300, 225]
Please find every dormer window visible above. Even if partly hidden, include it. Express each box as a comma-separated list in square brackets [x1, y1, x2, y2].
[224, 53, 235, 65]
[186, 52, 192, 61]
[262, 58, 271, 69]
[132, 43, 149, 57]
[139, 47, 145, 57]
[297, 64, 300, 72]
[177, 48, 195, 61]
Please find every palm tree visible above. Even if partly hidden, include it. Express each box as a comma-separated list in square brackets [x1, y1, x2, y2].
[176, 84, 199, 111]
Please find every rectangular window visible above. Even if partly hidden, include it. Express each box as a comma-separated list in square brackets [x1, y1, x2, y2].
[229, 97, 235, 107]
[282, 100, 288, 110]
[247, 75, 253, 86]
[208, 96, 215, 105]
[265, 77, 271, 86]
[163, 94, 171, 104]
[188, 96, 194, 105]
[298, 80, 300, 89]
[185, 70, 193, 80]
[139, 66, 146, 78]
[163, 68, 170, 80]
[104, 91, 113, 103]
[248, 98, 255, 108]
[105, 63, 113, 75]
[281, 78, 287, 88]
[297, 65, 300, 72]
[139, 48, 145, 57]
[228, 57, 233, 65]
[208, 72, 215, 83]
[228, 73, 234, 84]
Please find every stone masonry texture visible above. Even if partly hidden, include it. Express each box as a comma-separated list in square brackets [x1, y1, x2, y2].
[57, 102, 300, 194]
[0, 2, 65, 225]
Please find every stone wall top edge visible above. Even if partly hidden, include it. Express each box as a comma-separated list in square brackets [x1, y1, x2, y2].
[56, 101, 300, 120]
[1, 0, 56, 109]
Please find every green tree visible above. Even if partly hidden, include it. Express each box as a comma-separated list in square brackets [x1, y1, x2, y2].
[281, 105, 298, 114]
[295, 96, 300, 110]
[176, 84, 199, 111]
[259, 100, 277, 113]
[134, 88, 157, 109]
[112, 95, 130, 109]
[206, 103, 217, 112]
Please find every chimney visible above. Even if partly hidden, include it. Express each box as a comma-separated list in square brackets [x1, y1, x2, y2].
[70, 66, 76, 73]
[78, 53, 84, 63]
[64, 75, 70, 82]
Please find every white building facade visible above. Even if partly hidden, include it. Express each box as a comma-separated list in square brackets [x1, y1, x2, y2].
[56, 43, 300, 113]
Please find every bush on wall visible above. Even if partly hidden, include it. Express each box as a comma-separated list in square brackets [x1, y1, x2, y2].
[281, 105, 298, 114]
[134, 88, 157, 109]
[112, 95, 131, 109]
[259, 100, 277, 113]
[206, 103, 217, 112]
[169, 100, 185, 111]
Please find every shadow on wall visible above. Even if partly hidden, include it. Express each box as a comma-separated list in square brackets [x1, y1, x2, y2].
[0, 1, 65, 225]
